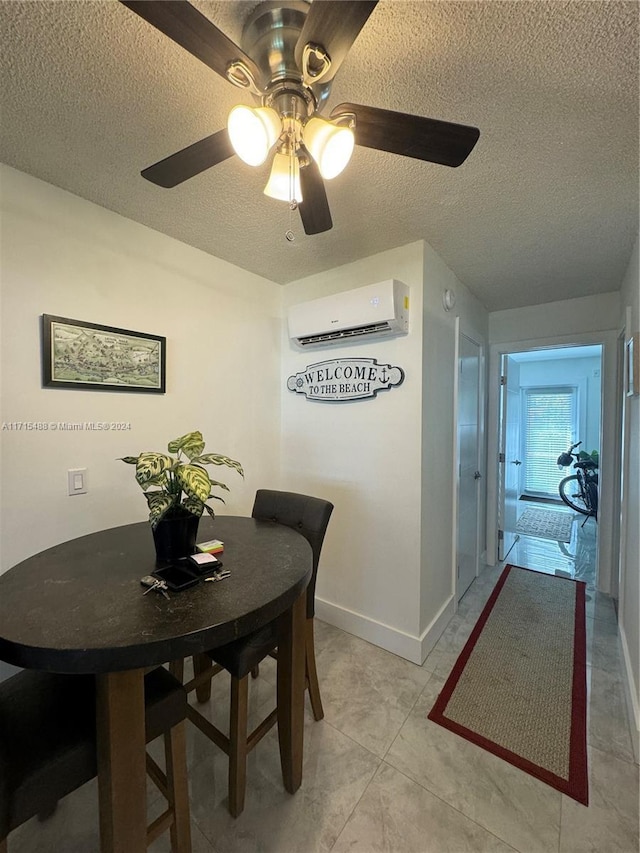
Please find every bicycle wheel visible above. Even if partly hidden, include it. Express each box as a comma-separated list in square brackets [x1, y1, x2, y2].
[559, 475, 590, 515]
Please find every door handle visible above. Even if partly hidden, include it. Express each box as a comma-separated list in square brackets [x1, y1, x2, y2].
[474, 471, 482, 480]
[511, 460, 522, 466]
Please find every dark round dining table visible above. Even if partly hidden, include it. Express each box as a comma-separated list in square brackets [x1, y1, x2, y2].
[0, 516, 312, 853]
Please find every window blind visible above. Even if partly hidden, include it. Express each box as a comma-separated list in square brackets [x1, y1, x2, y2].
[523, 387, 577, 496]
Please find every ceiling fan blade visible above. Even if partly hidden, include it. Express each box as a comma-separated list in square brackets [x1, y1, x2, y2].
[298, 160, 333, 235]
[141, 129, 234, 188]
[295, 1, 378, 83]
[119, 1, 260, 85]
[331, 103, 480, 167]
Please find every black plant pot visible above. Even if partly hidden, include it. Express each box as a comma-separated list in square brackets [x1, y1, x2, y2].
[152, 511, 200, 567]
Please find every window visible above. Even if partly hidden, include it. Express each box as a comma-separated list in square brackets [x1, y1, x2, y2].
[522, 386, 577, 497]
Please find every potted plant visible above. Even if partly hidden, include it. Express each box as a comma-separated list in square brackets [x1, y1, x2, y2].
[121, 430, 243, 565]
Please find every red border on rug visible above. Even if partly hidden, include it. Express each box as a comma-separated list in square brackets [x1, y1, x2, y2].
[427, 564, 588, 805]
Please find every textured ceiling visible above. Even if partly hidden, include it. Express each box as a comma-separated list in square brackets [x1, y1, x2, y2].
[1, 1, 637, 310]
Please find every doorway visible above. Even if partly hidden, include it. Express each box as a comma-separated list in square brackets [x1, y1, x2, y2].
[499, 345, 601, 584]
[487, 334, 616, 592]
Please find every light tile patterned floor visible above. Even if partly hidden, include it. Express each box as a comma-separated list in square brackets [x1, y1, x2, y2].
[9, 519, 639, 853]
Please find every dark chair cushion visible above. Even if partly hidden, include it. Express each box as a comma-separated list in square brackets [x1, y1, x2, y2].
[252, 490, 333, 618]
[0, 671, 96, 837]
[208, 622, 279, 681]
[0, 666, 186, 838]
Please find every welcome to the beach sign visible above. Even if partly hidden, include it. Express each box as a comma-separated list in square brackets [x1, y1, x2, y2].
[287, 358, 404, 402]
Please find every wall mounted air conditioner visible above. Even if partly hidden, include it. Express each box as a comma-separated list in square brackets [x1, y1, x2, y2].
[288, 279, 409, 348]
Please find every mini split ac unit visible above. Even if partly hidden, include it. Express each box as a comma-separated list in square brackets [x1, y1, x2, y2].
[288, 280, 409, 348]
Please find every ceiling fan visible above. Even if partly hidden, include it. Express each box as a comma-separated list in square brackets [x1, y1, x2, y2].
[119, 0, 480, 236]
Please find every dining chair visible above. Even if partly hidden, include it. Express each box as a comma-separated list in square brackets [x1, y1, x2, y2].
[0, 666, 192, 853]
[175, 489, 333, 817]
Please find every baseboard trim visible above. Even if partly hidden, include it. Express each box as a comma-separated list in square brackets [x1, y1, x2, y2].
[619, 624, 640, 764]
[420, 595, 456, 662]
[315, 595, 455, 665]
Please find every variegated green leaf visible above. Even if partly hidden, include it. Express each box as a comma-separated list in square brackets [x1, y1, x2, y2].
[207, 494, 225, 503]
[145, 492, 176, 527]
[182, 439, 205, 460]
[182, 495, 205, 517]
[135, 452, 174, 489]
[140, 472, 169, 491]
[208, 479, 230, 492]
[167, 431, 205, 460]
[119, 456, 140, 464]
[192, 453, 244, 477]
[203, 503, 216, 518]
[176, 464, 210, 504]
[167, 431, 201, 453]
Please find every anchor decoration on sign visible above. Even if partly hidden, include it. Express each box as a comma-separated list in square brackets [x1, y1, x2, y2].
[287, 358, 404, 402]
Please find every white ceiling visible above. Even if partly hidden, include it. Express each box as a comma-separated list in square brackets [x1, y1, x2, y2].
[1, 1, 637, 311]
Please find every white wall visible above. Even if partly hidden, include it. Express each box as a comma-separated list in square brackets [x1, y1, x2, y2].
[618, 234, 640, 762]
[0, 165, 283, 572]
[281, 241, 488, 663]
[419, 244, 488, 643]
[489, 293, 620, 343]
[281, 243, 425, 661]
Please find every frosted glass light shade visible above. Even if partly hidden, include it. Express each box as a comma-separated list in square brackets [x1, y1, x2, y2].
[303, 117, 354, 179]
[264, 152, 303, 203]
[227, 105, 281, 166]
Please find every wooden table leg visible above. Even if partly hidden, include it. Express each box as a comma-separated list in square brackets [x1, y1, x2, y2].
[277, 590, 306, 793]
[96, 669, 147, 853]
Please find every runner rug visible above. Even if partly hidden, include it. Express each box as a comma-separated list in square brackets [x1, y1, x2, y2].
[428, 564, 588, 804]
[516, 507, 573, 543]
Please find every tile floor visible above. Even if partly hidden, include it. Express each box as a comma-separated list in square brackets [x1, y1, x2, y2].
[10, 514, 639, 853]
[511, 499, 598, 587]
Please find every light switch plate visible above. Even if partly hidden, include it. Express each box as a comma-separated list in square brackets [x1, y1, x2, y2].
[67, 468, 87, 496]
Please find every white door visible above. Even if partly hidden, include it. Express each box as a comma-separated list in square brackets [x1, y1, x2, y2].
[498, 355, 521, 560]
[457, 334, 481, 599]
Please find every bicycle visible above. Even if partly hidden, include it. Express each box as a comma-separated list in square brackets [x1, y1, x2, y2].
[557, 441, 598, 521]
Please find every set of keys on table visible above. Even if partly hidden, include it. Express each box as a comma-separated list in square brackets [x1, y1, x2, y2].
[204, 569, 231, 582]
[142, 578, 170, 599]
[140, 567, 231, 599]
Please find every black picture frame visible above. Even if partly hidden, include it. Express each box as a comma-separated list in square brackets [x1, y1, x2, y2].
[42, 314, 166, 393]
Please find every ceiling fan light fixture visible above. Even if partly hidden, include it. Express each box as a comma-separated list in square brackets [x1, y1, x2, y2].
[303, 116, 355, 179]
[264, 151, 303, 204]
[227, 105, 282, 166]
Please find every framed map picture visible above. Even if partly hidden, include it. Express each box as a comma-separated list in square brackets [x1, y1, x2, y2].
[42, 315, 166, 393]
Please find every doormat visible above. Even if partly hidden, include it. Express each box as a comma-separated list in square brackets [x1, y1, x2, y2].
[516, 507, 573, 543]
[428, 564, 588, 804]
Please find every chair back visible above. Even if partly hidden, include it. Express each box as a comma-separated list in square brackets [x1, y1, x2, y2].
[251, 490, 333, 618]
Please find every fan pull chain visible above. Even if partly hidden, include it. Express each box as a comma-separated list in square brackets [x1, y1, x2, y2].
[285, 170, 296, 243]
[286, 134, 297, 242]
[285, 97, 298, 243]
[286, 214, 295, 243]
